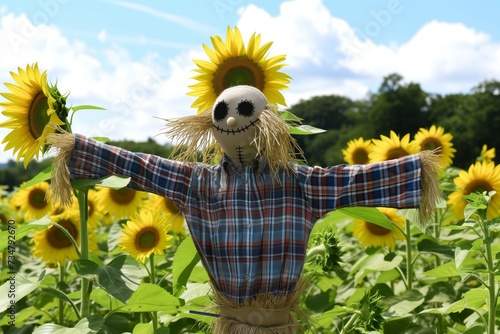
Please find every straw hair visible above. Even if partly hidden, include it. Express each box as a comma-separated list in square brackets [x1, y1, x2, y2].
[159, 105, 303, 179]
[417, 149, 442, 226]
[45, 126, 75, 207]
[209, 277, 312, 334]
[158, 109, 219, 165]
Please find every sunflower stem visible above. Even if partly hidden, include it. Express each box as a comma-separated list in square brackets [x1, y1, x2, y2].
[433, 209, 441, 267]
[149, 255, 158, 331]
[483, 225, 497, 334]
[76, 188, 91, 318]
[405, 219, 413, 290]
[339, 311, 361, 334]
[58, 264, 65, 325]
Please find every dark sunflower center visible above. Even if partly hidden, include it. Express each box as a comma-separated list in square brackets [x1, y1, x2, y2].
[365, 222, 392, 236]
[135, 227, 160, 251]
[0, 214, 7, 224]
[28, 91, 50, 139]
[110, 188, 136, 205]
[29, 188, 48, 209]
[420, 138, 441, 151]
[466, 180, 492, 195]
[214, 57, 265, 95]
[386, 148, 409, 160]
[353, 148, 369, 164]
[47, 219, 78, 249]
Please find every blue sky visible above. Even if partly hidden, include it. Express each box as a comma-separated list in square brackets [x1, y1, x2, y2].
[1, 0, 499, 163]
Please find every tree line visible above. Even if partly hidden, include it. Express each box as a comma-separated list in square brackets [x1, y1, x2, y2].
[1, 73, 499, 190]
[290, 73, 500, 169]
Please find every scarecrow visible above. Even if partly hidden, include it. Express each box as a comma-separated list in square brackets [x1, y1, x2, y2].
[47, 28, 441, 333]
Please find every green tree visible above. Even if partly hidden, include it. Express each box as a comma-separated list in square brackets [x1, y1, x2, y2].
[367, 73, 429, 137]
[289, 95, 357, 166]
[429, 80, 500, 168]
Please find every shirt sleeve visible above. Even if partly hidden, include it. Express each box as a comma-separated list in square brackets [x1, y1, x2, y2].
[68, 134, 192, 207]
[296, 154, 422, 218]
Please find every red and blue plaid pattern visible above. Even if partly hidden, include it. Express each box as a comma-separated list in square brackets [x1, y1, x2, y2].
[70, 134, 422, 302]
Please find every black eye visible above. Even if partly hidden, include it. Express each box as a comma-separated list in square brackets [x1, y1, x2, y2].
[213, 101, 228, 122]
[237, 99, 255, 117]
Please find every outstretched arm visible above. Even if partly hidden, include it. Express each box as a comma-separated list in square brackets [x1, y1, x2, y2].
[47, 131, 193, 207]
[297, 151, 441, 225]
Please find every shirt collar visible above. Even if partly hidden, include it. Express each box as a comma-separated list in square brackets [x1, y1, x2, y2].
[222, 154, 267, 174]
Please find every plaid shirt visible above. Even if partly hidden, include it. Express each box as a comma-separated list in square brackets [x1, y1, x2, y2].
[69, 134, 423, 302]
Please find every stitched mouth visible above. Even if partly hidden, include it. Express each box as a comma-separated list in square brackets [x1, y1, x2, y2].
[213, 119, 259, 135]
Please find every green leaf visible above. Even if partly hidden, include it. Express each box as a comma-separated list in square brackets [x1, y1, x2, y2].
[90, 288, 124, 310]
[0, 216, 52, 251]
[172, 235, 201, 296]
[133, 323, 153, 334]
[41, 287, 76, 306]
[423, 260, 460, 278]
[17, 166, 52, 191]
[455, 242, 473, 270]
[92, 136, 111, 143]
[95, 266, 134, 303]
[417, 238, 454, 258]
[353, 253, 403, 283]
[385, 289, 425, 315]
[71, 104, 106, 112]
[0, 273, 44, 312]
[383, 316, 413, 333]
[313, 305, 348, 328]
[279, 110, 303, 122]
[442, 287, 488, 315]
[289, 124, 326, 135]
[118, 283, 180, 313]
[33, 315, 104, 334]
[463, 326, 486, 334]
[71, 175, 131, 190]
[338, 207, 395, 231]
[73, 259, 134, 303]
[73, 259, 100, 278]
[106, 254, 147, 286]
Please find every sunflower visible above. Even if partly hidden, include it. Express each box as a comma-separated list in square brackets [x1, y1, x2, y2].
[478, 144, 495, 164]
[342, 137, 373, 164]
[96, 187, 147, 220]
[448, 161, 500, 220]
[118, 210, 173, 263]
[10, 181, 51, 221]
[353, 207, 406, 249]
[0, 63, 67, 167]
[144, 194, 186, 234]
[32, 211, 98, 264]
[369, 131, 420, 162]
[412, 125, 455, 168]
[188, 26, 291, 113]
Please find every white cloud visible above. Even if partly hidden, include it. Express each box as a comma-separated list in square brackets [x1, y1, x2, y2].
[235, 0, 500, 102]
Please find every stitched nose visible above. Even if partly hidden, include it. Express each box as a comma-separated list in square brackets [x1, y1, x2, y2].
[227, 117, 236, 127]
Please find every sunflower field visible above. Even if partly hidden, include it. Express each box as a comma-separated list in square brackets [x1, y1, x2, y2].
[2, 27, 500, 334]
[1, 124, 499, 334]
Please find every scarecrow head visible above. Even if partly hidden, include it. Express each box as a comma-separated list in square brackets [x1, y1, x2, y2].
[211, 85, 267, 167]
[162, 86, 303, 177]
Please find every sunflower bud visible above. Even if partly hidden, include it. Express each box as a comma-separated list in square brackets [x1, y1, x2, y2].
[306, 227, 344, 274]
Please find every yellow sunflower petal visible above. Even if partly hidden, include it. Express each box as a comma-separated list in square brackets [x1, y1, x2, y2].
[187, 26, 291, 113]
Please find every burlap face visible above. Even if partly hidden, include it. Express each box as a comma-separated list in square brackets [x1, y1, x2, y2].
[211, 85, 268, 168]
